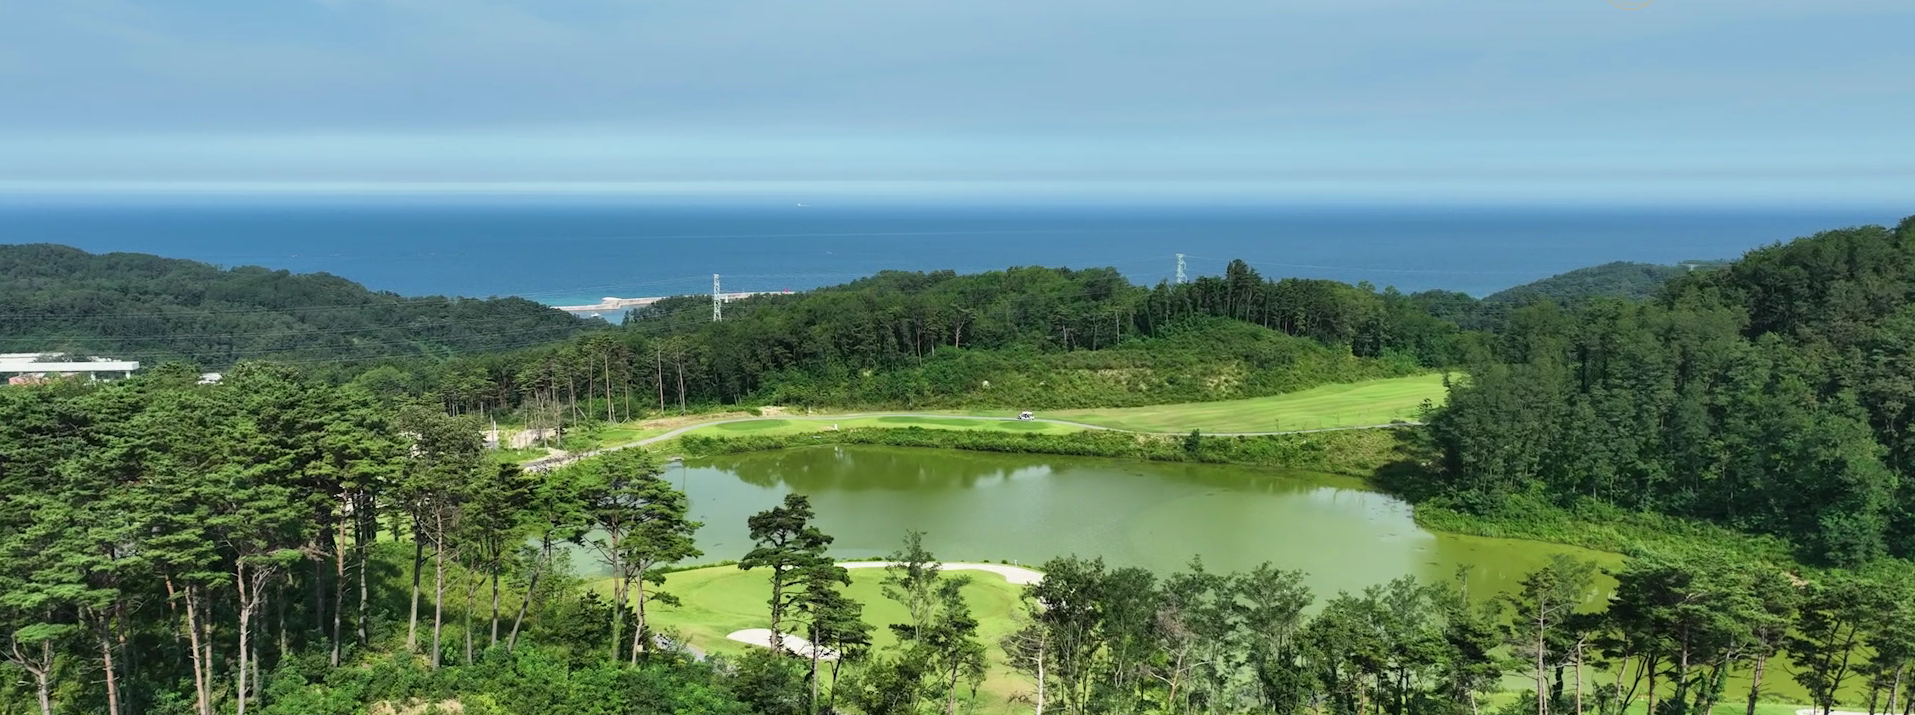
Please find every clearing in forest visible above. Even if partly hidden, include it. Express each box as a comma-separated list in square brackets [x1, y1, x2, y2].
[1019, 372, 1450, 434]
[569, 373, 1451, 456]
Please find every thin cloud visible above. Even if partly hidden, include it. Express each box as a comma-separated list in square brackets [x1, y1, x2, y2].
[0, 0, 1909, 202]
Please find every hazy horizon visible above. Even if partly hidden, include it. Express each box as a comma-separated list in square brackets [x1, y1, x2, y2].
[3, 0, 1911, 206]
[2, 183, 1909, 212]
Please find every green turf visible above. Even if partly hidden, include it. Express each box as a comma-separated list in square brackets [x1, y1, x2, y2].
[507, 375, 1452, 466]
[595, 427, 644, 443]
[1021, 373, 1448, 433]
[710, 419, 793, 432]
[875, 416, 977, 427]
[666, 415, 1086, 441]
[490, 447, 547, 465]
[629, 565, 1033, 713]
[638, 564, 1824, 715]
[564, 423, 709, 454]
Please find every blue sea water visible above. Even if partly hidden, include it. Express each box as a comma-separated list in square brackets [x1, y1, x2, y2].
[0, 197, 1901, 306]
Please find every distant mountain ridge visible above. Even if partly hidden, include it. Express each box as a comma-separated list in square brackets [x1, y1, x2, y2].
[1482, 260, 1726, 307]
[0, 243, 594, 370]
[0, 241, 1728, 380]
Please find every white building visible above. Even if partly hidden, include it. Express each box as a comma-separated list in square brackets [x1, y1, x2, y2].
[0, 354, 141, 383]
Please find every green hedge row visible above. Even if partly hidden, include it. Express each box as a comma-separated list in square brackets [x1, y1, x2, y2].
[678, 425, 1408, 477]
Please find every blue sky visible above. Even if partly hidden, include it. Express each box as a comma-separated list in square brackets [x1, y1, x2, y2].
[1, 0, 1910, 204]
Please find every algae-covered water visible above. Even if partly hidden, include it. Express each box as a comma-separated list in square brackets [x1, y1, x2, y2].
[659, 445, 1615, 599]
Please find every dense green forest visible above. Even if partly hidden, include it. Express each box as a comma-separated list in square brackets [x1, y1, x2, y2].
[0, 367, 824, 715]
[1426, 216, 1915, 566]
[357, 255, 1732, 421]
[353, 262, 1478, 425]
[12, 217, 1915, 571]
[0, 244, 593, 367]
[13, 367, 1915, 715]
[4, 241, 1696, 424]
[14, 216, 1915, 714]
[1478, 261, 1698, 310]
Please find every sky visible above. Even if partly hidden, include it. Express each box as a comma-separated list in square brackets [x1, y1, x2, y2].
[1, 0, 1910, 204]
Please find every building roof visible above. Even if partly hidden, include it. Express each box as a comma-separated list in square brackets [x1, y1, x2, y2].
[0, 360, 141, 373]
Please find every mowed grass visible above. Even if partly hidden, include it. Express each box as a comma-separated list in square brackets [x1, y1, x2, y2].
[587, 425, 682, 449]
[626, 565, 1034, 713]
[489, 447, 548, 464]
[507, 374, 1451, 466]
[631, 564, 1825, 715]
[1016, 373, 1449, 434]
[679, 415, 1084, 439]
[596, 426, 646, 443]
[658, 375, 1448, 441]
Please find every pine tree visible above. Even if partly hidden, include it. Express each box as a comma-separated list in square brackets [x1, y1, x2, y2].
[1502, 556, 1597, 715]
[740, 494, 834, 652]
[793, 560, 868, 713]
[575, 449, 701, 663]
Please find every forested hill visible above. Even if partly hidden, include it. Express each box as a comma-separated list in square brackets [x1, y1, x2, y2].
[0, 243, 594, 368]
[1427, 215, 1915, 566]
[371, 250, 1761, 419]
[1480, 260, 1694, 307]
[385, 260, 1471, 417]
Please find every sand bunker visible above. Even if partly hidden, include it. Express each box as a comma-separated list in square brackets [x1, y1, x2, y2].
[724, 561, 1045, 655]
[838, 561, 1044, 585]
[725, 629, 841, 660]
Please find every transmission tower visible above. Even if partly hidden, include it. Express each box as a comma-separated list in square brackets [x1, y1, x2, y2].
[712, 274, 723, 322]
[1175, 254, 1187, 284]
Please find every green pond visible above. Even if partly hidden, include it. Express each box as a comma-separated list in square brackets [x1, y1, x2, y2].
[656, 445, 1617, 600]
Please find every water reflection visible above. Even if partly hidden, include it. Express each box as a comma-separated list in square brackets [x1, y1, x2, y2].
[727, 444, 1057, 491]
[672, 445, 1616, 600]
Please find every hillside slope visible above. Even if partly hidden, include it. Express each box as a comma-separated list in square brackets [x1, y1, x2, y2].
[0, 243, 594, 368]
[1428, 215, 1915, 565]
[1481, 260, 1691, 307]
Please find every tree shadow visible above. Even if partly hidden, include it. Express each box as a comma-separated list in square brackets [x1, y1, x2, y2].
[1366, 427, 1444, 504]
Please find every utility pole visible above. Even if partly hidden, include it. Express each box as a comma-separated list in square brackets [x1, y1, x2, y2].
[1175, 254, 1187, 284]
[712, 274, 723, 322]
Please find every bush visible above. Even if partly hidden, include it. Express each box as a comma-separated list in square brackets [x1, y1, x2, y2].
[1414, 493, 1795, 560]
[679, 425, 1407, 477]
[259, 645, 755, 715]
[754, 318, 1424, 410]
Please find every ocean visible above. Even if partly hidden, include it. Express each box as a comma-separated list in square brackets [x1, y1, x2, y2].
[0, 197, 1901, 306]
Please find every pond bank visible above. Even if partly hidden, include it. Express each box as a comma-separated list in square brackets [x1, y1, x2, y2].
[672, 424, 1409, 478]
[665, 427, 1799, 563]
[637, 444, 1620, 600]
